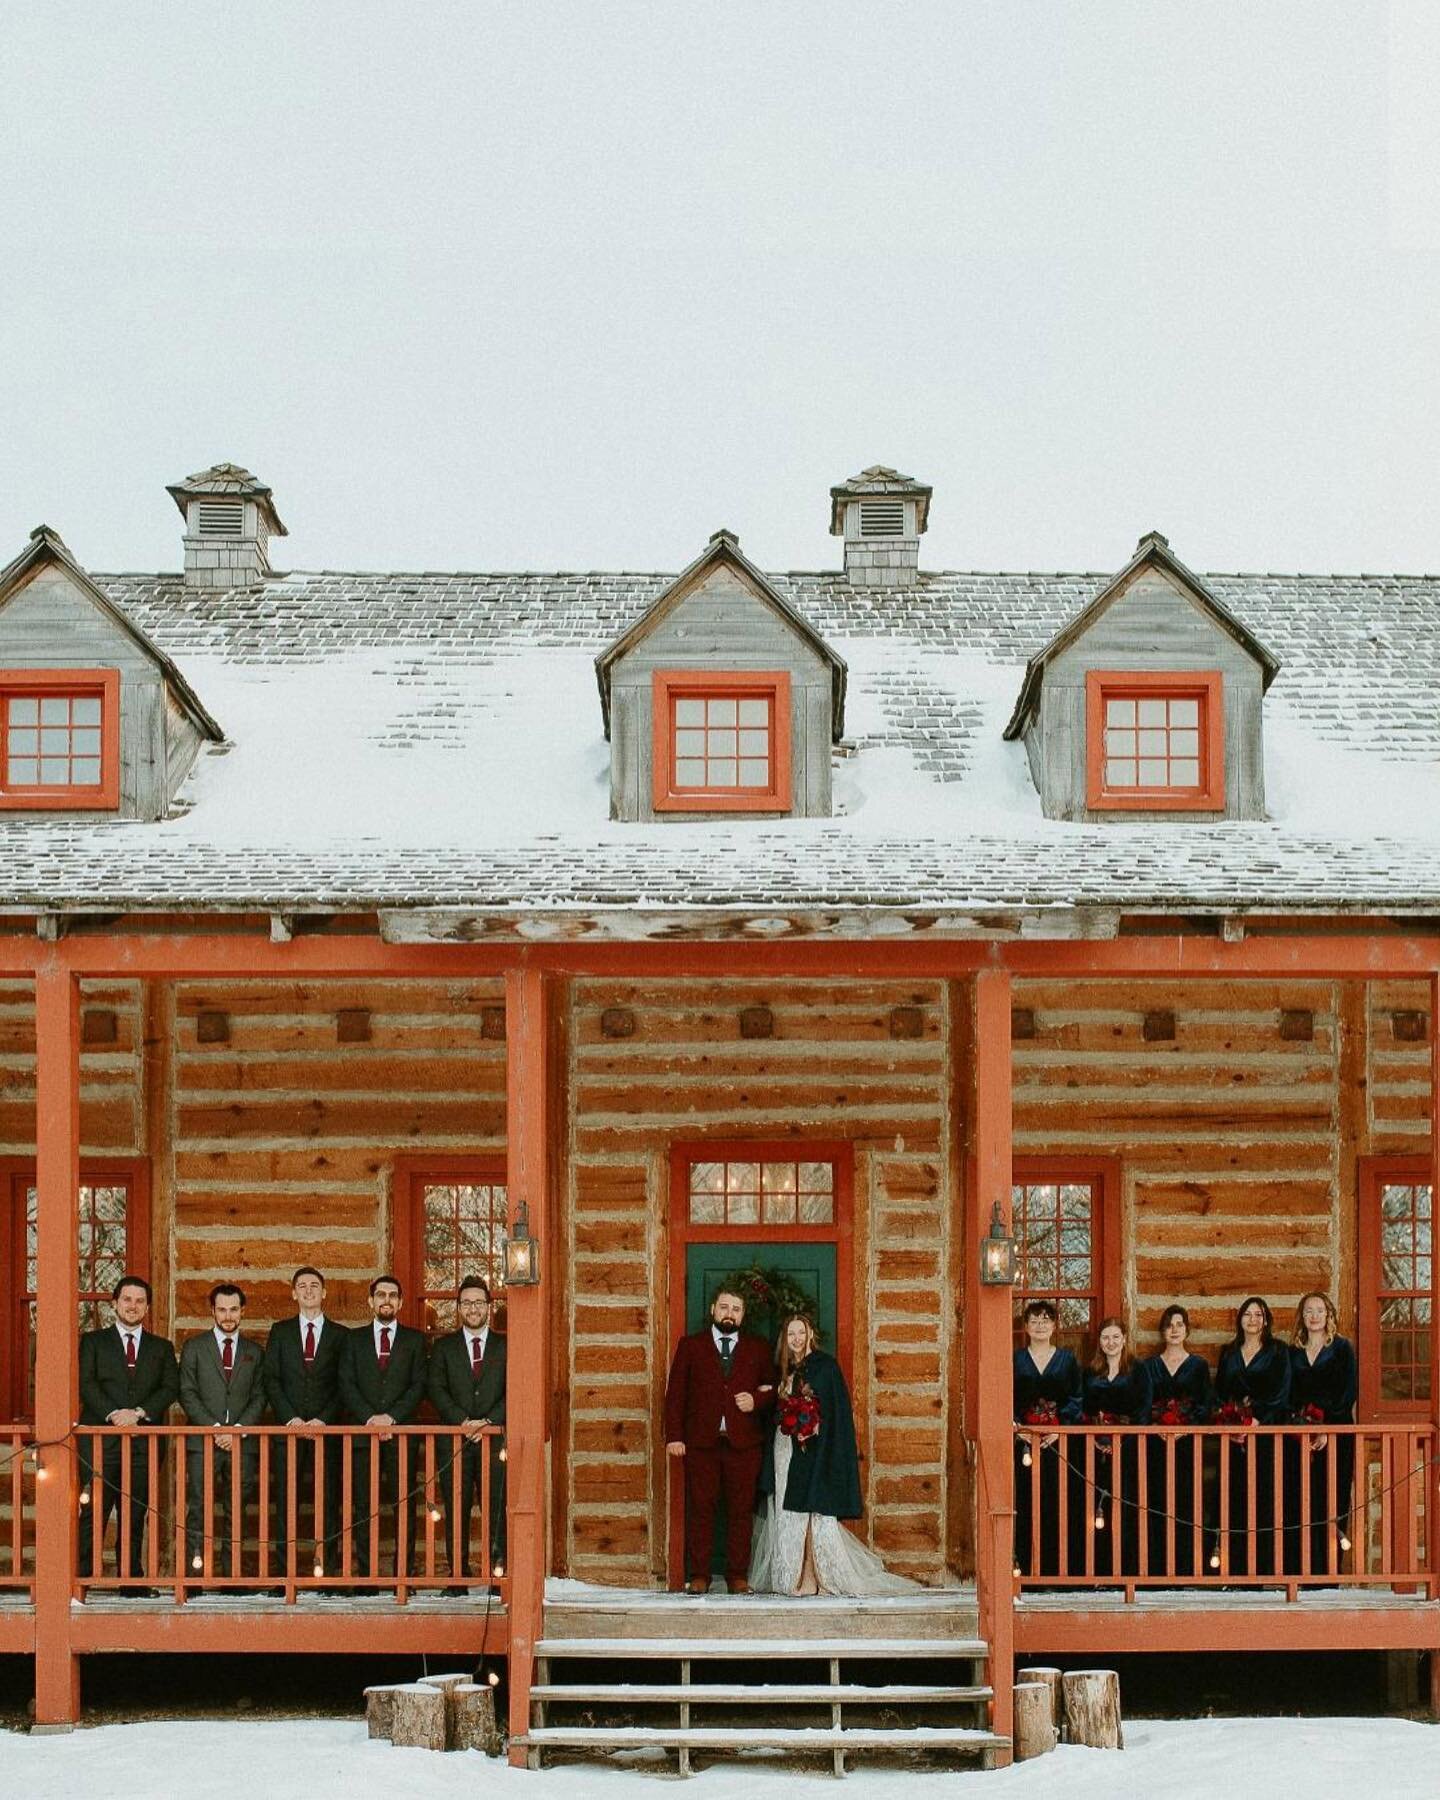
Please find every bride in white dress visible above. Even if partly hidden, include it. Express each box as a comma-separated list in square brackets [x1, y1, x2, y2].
[749, 1315, 917, 1597]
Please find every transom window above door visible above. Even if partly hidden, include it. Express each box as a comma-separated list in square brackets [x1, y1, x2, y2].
[687, 1157, 834, 1226]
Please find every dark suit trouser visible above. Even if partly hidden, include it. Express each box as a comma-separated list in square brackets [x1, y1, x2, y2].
[185, 1440, 260, 1574]
[436, 1436, 506, 1578]
[271, 1435, 345, 1574]
[348, 1437, 419, 1577]
[685, 1441, 762, 1581]
[78, 1434, 160, 1580]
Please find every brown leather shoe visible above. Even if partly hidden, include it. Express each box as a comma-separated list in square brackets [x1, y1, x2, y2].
[685, 1577, 709, 1595]
[727, 1577, 750, 1594]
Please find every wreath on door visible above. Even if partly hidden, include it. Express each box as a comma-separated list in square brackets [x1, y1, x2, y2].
[721, 1264, 819, 1340]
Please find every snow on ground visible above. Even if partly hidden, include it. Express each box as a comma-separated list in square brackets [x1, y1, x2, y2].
[0, 1717, 1437, 1800]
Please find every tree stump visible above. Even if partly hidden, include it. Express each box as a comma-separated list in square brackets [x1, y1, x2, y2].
[1013, 1681, 1058, 1760]
[419, 1674, 472, 1749]
[452, 1681, 503, 1755]
[363, 1684, 404, 1740]
[1016, 1665, 1063, 1735]
[1062, 1669, 1123, 1750]
[389, 1682, 449, 1751]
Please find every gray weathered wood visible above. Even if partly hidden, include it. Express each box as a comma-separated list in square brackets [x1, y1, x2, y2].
[1016, 1665, 1063, 1731]
[1062, 1668, 1123, 1750]
[1013, 1681, 1058, 1759]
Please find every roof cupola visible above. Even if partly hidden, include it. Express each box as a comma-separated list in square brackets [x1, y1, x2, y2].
[828, 465, 931, 588]
[167, 462, 287, 590]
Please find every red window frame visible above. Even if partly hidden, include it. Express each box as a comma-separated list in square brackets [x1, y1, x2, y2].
[0, 1158, 150, 1421]
[1010, 1157, 1121, 1354]
[392, 1154, 509, 1338]
[0, 669, 120, 811]
[651, 669, 793, 814]
[1358, 1154, 1435, 1421]
[1084, 669, 1224, 812]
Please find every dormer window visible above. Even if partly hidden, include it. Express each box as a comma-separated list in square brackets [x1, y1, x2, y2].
[651, 670, 792, 814]
[0, 669, 119, 811]
[1085, 670, 1223, 812]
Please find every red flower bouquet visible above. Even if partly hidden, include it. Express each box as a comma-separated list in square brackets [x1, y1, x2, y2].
[1216, 1400, 1254, 1426]
[1088, 1408, 1126, 1457]
[1022, 1399, 1059, 1428]
[779, 1383, 820, 1449]
[1155, 1399, 1193, 1427]
[1297, 1402, 1326, 1425]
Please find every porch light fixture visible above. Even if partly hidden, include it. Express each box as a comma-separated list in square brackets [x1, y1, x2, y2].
[503, 1195, 540, 1287]
[978, 1200, 1017, 1286]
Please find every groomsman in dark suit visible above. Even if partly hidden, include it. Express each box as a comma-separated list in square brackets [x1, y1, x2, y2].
[427, 1274, 507, 1588]
[339, 1273, 428, 1577]
[178, 1282, 267, 1577]
[264, 1265, 348, 1578]
[77, 1274, 180, 1592]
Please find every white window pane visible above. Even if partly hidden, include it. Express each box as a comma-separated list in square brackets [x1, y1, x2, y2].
[738, 759, 769, 786]
[9, 729, 37, 756]
[39, 698, 69, 724]
[709, 760, 738, 786]
[799, 1191, 834, 1224]
[40, 728, 70, 754]
[799, 1161, 833, 1192]
[726, 1190, 759, 1224]
[688, 1193, 724, 1224]
[71, 758, 101, 785]
[738, 728, 769, 756]
[9, 698, 37, 725]
[1138, 729, 1168, 756]
[763, 1188, 797, 1224]
[72, 697, 102, 726]
[674, 729, 705, 756]
[8, 758, 37, 784]
[738, 699, 769, 725]
[1170, 729, 1199, 757]
[1137, 758, 1168, 784]
[675, 699, 705, 726]
[1105, 698, 1135, 725]
[674, 758, 706, 785]
[706, 699, 737, 726]
[1105, 729, 1136, 757]
[707, 729, 737, 757]
[1137, 699, 1167, 726]
[1169, 698, 1198, 726]
[1105, 760, 1136, 786]
[1170, 758, 1200, 786]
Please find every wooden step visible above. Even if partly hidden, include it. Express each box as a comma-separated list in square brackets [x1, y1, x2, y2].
[531, 1681, 994, 1705]
[521, 1723, 1010, 1752]
[543, 1591, 979, 1642]
[535, 1636, 988, 1661]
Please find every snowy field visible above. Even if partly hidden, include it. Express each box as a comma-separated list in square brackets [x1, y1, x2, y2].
[0, 1717, 1437, 1800]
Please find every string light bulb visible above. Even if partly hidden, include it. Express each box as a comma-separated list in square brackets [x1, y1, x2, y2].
[1339, 1534, 1351, 1553]
[313, 1562, 324, 1579]
[1094, 1513, 1107, 1532]
[491, 1562, 505, 1579]
[498, 1447, 507, 1464]
[1021, 1448, 1033, 1468]
[78, 1489, 90, 1507]
[487, 1670, 500, 1688]
[192, 1554, 204, 1572]
[1208, 1549, 1221, 1570]
[429, 1506, 442, 1523]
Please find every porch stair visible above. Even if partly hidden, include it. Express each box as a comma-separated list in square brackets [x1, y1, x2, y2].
[521, 1586, 1009, 1776]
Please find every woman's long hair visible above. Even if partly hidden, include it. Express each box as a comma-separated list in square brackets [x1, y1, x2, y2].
[775, 1313, 819, 1387]
[1291, 1291, 1338, 1347]
[1227, 1295, 1274, 1353]
[1088, 1315, 1133, 1378]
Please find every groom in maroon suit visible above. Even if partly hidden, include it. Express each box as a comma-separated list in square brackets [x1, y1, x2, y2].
[664, 1287, 776, 1593]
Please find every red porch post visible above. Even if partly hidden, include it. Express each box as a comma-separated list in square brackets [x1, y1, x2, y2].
[505, 968, 558, 1766]
[33, 961, 81, 1726]
[1430, 974, 1440, 1717]
[971, 968, 1014, 1760]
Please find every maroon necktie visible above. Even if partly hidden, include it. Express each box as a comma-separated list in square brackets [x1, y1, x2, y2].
[124, 1333, 137, 1370]
[471, 1334, 483, 1376]
[378, 1326, 391, 1371]
[303, 1322, 316, 1365]
[221, 1336, 234, 1381]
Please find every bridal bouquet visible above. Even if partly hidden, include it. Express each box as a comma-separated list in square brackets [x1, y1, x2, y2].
[779, 1382, 820, 1449]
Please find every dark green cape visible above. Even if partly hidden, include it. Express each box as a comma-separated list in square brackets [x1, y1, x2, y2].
[758, 1348, 863, 1521]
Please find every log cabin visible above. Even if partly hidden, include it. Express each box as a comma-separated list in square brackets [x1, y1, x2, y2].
[0, 460, 1436, 1768]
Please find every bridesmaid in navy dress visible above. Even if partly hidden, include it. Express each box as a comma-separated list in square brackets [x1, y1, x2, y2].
[1215, 1296, 1291, 1576]
[1143, 1303, 1213, 1577]
[1082, 1317, 1149, 1576]
[1013, 1298, 1083, 1578]
[1285, 1291, 1358, 1577]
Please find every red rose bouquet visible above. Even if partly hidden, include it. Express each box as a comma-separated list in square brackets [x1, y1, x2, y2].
[1216, 1399, 1254, 1426]
[1155, 1399, 1193, 1427]
[1297, 1402, 1325, 1425]
[1022, 1399, 1059, 1428]
[1088, 1408, 1126, 1458]
[779, 1382, 820, 1448]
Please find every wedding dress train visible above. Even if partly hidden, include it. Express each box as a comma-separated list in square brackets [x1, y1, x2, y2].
[748, 1426, 917, 1597]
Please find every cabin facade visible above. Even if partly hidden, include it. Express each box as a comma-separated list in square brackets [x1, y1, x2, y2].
[0, 466, 1437, 1764]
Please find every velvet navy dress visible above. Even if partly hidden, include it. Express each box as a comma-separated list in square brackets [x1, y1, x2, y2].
[1083, 1363, 1150, 1576]
[1215, 1338, 1291, 1576]
[1142, 1351, 1213, 1577]
[1013, 1346, 1083, 1578]
[1285, 1335, 1358, 1576]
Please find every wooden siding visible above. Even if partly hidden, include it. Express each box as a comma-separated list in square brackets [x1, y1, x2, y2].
[0, 979, 145, 1161]
[1026, 568, 1267, 821]
[608, 566, 833, 821]
[564, 977, 952, 1585]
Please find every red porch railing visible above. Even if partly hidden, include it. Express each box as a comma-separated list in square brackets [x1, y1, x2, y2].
[71, 1424, 507, 1603]
[1, 1426, 33, 1590]
[1012, 1423, 1437, 1597]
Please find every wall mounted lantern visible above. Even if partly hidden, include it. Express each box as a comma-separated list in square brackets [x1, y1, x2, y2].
[978, 1200, 1017, 1286]
[503, 1195, 540, 1287]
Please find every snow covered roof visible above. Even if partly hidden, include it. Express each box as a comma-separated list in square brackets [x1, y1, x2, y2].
[1, 549, 1437, 922]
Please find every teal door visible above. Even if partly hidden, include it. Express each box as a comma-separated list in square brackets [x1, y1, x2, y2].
[684, 1241, 839, 1362]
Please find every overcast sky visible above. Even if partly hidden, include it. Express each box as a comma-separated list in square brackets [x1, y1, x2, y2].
[1, 2, 1436, 577]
